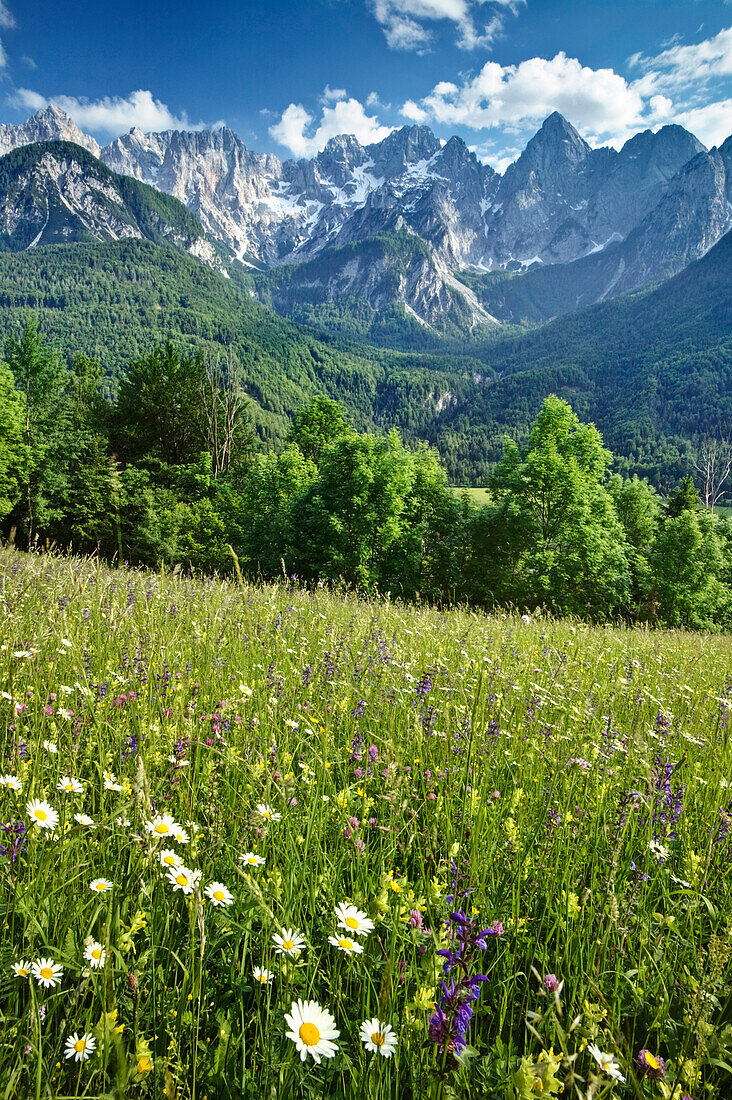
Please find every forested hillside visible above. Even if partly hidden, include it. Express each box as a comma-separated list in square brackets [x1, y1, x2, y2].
[0, 239, 485, 447]
[0, 229, 728, 488]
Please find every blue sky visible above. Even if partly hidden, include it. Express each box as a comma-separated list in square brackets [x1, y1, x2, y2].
[2, 0, 731, 168]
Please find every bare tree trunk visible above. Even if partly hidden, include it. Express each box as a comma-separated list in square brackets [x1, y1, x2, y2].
[692, 438, 732, 509]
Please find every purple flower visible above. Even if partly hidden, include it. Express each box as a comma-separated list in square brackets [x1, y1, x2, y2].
[544, 973, 560, 992]
[637, 1050, 666, 1079]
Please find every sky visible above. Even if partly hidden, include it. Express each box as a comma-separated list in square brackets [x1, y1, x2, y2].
[1, 0, 731, 170]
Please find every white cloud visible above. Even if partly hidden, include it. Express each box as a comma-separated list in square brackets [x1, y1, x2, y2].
[674, 98, 732, 148]
[11, 88, 204, 136]
[629, 26, 732, 95]
[269, 96, 394, 157]
[401, 98, 429, 122]
[20, 54, 37, 70]
[370, 0, 523, 52]
[321, 85, 347, 103]
[0, 2, 14, 28]
[404, 53, 646, 144]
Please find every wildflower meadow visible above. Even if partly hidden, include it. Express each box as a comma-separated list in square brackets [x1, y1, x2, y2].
[1, 546, 731, 1099]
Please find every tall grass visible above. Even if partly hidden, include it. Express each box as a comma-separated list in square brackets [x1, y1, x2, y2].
[0, 546, 730, 1099]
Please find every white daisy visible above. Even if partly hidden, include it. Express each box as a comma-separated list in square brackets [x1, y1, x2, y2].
[254, 803, 281, 823]
[273, 927, 306, 956]
[328, 934, 364, 955]
[335, 902, 375, 937]
[145, 814, 180, 839]
[65, 1032, 96, 1062]
[359, 1017, 398, 1057]
[159, 848, 182, 870]
[253, 966, 274, 985]
[588, 1043, 626, 1083]
[167, 866, 201, 894]
[1, 774, 22, 791]
[57, 776, 84, 794]
[83, 941, 106, 969]
[74, 813, 95, 828]
[31, 957, 63, 988]
[205, 882, 234, 907]
[284, 999, 339, 1063]
[171, 825, 190, 844]
[11, 959, 31, 978]
[26, 799, 59, 831]
[239, 851, 265, 867]
[103, 771, 123, 792]
[42, 740, 58, 754]
[89, 878, 113, 894]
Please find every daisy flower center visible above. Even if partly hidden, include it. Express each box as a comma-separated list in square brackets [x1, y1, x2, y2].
[74, 1039, 86, 1053]
[18, 967, 28, 976]
[338, 938, 354, 950]
[345, 916, 358, 929]
[371, 1031, 385, 1046]
[35, 809, 47, 821]
[299, 1023, 320, 1046]
[282, 939, 294, 950]
[163, 855, 176, 865]
[262, 811, 271, 820]
[176, 873, 189, 886]
[92, 949, 102, 959]
[247, 856, 256, 863]
[213, 890, 225, 901]
[40, 967, 53, 980]
[155, 823, 169, 834]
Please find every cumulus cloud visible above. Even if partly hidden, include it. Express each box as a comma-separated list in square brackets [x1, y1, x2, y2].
[403, 53, 646, 143]
[399, 31, 732, 152]
[269, 96, 394, 157]
[370, 0, 523, 52]
[11, 88, 204, 136]
[674, 98, 732, 148]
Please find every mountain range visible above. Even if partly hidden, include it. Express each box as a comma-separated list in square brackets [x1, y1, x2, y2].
[0, 105, 728, 491]
[0, 105, 729, 332]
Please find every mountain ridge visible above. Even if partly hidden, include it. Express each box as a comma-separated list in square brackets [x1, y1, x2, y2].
[0, 106, 729, 333]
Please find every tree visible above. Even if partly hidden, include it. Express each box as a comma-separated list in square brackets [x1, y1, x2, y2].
[0, 363, 27, 522]
[608, 475, 661, 615]
[114, 343, 207, 470]
[200, 349, 253, 479]
[286, 396, 350, 465]
[489, 396, 630, 617]
[666, 475, 699, 518]
[650, 509, 727, 628]
[691, 438, 732, 510]
[4, 315, 68, 546]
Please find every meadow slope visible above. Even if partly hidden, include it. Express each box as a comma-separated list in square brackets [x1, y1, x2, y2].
[0, 549, 731, 1098]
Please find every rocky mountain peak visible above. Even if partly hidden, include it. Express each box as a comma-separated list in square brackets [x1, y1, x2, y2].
[315, 133, 367, 180]
[0, 105, 101, 158]
[519, 112, 590, 171]
[369, 125, 441, 177]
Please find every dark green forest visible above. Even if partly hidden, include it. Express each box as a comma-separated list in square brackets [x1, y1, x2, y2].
[1, 318, 730, 630]
[0, 226, 728, 490]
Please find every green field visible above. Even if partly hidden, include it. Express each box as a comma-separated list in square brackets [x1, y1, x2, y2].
[1, 548, 731, 1098]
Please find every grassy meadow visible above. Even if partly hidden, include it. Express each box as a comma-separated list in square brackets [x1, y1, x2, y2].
[0, 547, 731, 1099]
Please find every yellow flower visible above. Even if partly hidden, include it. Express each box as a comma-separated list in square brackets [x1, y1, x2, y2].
[137, 1056, 153, 1074]
[413, 986, 435, 1011]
